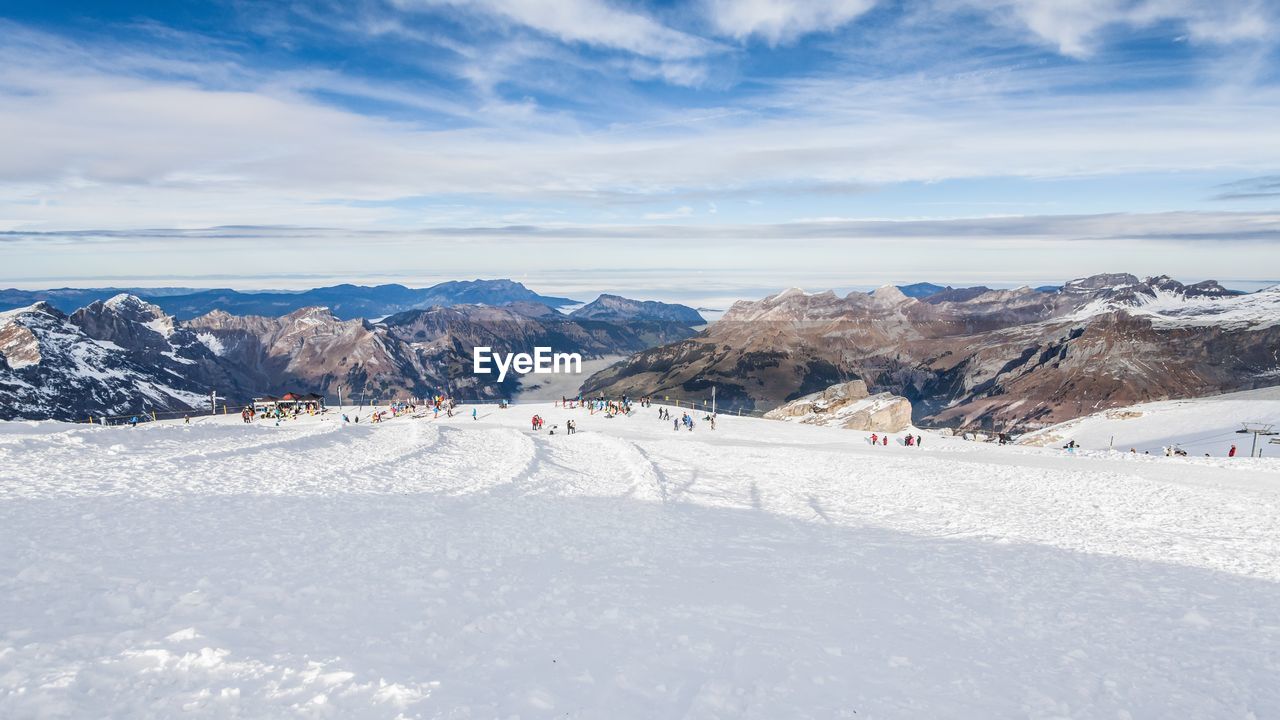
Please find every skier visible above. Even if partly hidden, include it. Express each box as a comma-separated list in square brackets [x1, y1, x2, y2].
[882, 435, 888, 446]
[472, 408, 478, 421]
[185, 415, 191, 425]
[870, 433, 878, 446]
[1229, 444, 1237, 458]
[916, 434, 922, 447]
[673, 418, 679, 432]
[129, 416, 138, 428]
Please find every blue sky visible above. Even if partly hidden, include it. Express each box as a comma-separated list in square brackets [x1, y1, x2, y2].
[1, 0, 1278, 301]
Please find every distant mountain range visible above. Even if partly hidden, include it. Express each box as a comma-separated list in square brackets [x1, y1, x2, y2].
[6, 273, 1275, 430]
[583, 274, 1280, 431]
[894, 280, 1245, 302]
[0, 290, 703, 421]
[0, 279, 580, 320]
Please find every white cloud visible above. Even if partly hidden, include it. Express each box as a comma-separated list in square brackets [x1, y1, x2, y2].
[976, 0, 1273, 57]
[2, 18, 1280, 236]
[704, 0, 878, 44]
[399, 0, 720, 60]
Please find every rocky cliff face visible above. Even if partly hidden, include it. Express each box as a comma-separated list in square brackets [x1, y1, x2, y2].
[584, 275, 1280, 431]
[764, 380, 913, 432]
[184, 306, 429, 402]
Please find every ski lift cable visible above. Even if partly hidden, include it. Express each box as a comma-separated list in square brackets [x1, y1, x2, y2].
[1160, 428, 1253, 449]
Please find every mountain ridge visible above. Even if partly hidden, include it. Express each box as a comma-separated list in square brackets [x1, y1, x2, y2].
[582, 274, 1280, 431]
[0, 291, 698, 421]
[0, 279, 580, 320]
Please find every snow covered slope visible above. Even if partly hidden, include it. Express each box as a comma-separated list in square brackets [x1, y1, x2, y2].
[1020, 386, 1280, 456]
[3, 407, 1279, 718]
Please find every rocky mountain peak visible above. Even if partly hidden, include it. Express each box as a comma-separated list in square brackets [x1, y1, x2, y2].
[103, 293, 166, 318]
[870, 285, 911, 304]
[1181, 279, 1238, 297]
[72, 294, 178, 351]
[2, 301, 65, 321]
[1061, 273, 1142, 293]
[281, 306, 343, 324]
[569, 294, 703, 325]
[769, 288, 809, 303]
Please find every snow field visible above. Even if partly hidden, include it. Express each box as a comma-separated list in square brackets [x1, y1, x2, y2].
[2, 404, 1279, 718]
[1021, 385, 1280, 458]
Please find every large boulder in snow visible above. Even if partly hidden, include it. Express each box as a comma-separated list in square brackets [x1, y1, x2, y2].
[764, 380, 913, 432]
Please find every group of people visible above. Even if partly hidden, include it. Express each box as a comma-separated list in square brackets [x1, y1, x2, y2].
[674, 411, 700, 431]
[557, 394, 643, 418]
[1113, 444, 1241, 457]
[868, 433, 923, 447]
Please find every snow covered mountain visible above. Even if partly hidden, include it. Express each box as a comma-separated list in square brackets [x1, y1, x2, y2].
[0, 293, 699, 420]
[584, 274, 1280, 431]
[0, 301, 217, 420]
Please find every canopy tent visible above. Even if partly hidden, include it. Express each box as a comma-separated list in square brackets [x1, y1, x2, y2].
[252, 393, 326, 413]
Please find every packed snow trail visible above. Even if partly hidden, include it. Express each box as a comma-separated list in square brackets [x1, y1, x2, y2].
[2, 405, 1279, 718]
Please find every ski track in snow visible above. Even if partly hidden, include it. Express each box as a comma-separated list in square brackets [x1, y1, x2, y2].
[2, 405, 1279, 718]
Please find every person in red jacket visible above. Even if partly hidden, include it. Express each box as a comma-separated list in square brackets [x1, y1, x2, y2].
[1229, 444, 1237, 457]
